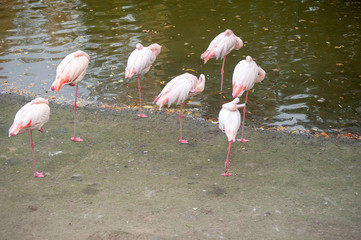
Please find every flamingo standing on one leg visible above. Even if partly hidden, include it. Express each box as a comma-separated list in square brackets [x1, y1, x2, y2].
[51, 50, 90, 142]
[154, 73, 206, 143]
[232, 56, 266, 142]
[9, 97, 50, 178]
[218, 98, 245, 176]
[125, 43, 161, 118]
[201, 29, 243, 93]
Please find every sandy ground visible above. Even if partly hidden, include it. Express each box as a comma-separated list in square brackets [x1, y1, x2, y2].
[0, 94, 360, 240]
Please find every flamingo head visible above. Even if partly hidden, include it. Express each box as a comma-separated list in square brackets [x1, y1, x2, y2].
[246, 56, 253, 62]
[136, 43, 143, 50]
[74, 50, 90, 60]
[149, 43, 161, 57]
[235, 37, 243, 50]
[32, 97, 49, 105]
[195, 74, 206, 93]
[222, 98, 245, 112]
[224, 29, 233, 36]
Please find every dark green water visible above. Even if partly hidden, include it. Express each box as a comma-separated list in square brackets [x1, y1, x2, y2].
[1, 0, 360, 133]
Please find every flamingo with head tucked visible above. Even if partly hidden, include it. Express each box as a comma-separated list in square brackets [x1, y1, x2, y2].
[9, 97, 50, 178]
[201, 29, 243, 93]
[154, 73, 205, 143]
[125, 43, 161, 118]
[232, 56, 266, 142]
[51, 50, 90, 142]
[218, 98, 245, 176]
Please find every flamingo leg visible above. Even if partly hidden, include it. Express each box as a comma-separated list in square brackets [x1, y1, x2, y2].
[220, 56, 226, 93]
[179, 103, 188, 144]
[221, 140, 233, 176]
[71, 84, 83, 142]
[137, 75, 148, 118]
[30, 131, 44, 178]
[237, 90, 249, 142]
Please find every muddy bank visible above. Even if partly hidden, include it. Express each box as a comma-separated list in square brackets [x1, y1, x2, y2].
[0, 94, 360, 240]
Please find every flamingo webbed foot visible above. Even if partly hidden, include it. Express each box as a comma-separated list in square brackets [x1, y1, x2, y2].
[221, 172, 232, 176]
[179, 139, 188, 144]
[237, 138, 249, 143]
[138, 113, 148, 118]
[71, 137, 84, 142]
[34, 171, 44, 178]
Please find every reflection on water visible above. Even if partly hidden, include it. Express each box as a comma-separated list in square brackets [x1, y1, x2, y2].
[0, 0, 360, 134]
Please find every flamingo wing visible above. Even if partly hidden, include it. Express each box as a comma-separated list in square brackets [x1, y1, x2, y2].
[232, 60, 259, 98]
[52, 51, 89, 92]
[9, 98, 50, 136]
[214, 34, 238, 60]
[125, 47, 155, 78]
[201, 30, 242, 63]
[201, 32, 224, 63]
[155, 73, 193, 109]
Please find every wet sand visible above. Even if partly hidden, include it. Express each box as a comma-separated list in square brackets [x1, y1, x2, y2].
[0, 94, 360, 240]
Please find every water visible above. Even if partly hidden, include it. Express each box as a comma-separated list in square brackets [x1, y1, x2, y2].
[1, 0, 360, 134]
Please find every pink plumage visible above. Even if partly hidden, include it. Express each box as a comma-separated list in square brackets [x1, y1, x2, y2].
[155, 73, 206, 143]
[155, 73, 205, 109]
[9, 97, 50, 178]
[231, 56, 266, 142]
[201, 29, 243, 92]
[125, 43, 161, 78]
[201, 29, 243, 63]
[125, 43, 161, 118]
[9, 97, 50, 137]
[232, 56, 265, 98]
[218, 98, 245, 176]
[51, 50, 90, 142]
[51, 50, 90, 92]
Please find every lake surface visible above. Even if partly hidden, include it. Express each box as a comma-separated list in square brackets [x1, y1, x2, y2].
[1, 0, 360, 134]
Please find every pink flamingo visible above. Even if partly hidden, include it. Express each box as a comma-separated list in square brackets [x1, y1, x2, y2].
[9, 97, 50, 178]
[218, 98, 245, 176]
[154, 73, 205, 143]
[51, 50, 90, 142]
[232, 56, 266, 142]
[201, 29, 243, 93]
[125, 43, 162, 118]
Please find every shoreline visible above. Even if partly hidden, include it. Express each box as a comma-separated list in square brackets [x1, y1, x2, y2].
[2, 90, 360, 141]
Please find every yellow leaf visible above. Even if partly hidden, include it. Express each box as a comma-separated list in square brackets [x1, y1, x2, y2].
[142, 105, 153, 109]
